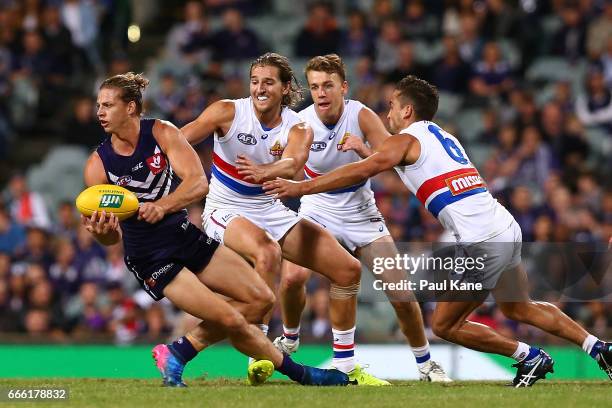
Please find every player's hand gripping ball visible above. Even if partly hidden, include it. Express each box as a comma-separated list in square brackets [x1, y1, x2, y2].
[75, 184, 139, 221]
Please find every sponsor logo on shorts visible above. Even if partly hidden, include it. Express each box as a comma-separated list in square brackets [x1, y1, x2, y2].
[116, 176, 132, 186]
[146, 153, 167, 175]
[99, 194, 124, 208]
[369, 217, 383, 222]
[237, 133, 257, 145]
[145, 263, 175, 288]
[221, 213, 233, 222]
[445, 171, 485, 195]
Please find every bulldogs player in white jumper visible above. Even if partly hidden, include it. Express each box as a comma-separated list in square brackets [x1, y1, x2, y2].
[264, 75, 612, 387]
[181, 53, 386, 385]
[275, 55, 450, 382]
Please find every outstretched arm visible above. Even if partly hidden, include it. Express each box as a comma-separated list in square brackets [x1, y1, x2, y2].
[139, 120, 208, 223]
[181, 99, 235, 145]
[236, 122, 314, 183]
[263, 133, 419, 198]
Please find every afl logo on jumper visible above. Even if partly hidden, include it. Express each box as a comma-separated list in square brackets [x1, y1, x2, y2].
[310, 141, 327, 152]
[237, 133, 257, 145]
[146, 153, 167, 175]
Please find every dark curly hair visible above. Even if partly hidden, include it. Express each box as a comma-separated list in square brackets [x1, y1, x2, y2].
[395, 75, 439, 121]
[249, 53, 302, 107]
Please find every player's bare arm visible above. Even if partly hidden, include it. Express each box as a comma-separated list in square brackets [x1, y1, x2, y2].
[237, 122, 314, 184]
[341, 107, 391, 158]
[357, 106, 391, 155]
[82, 152, 122, 245]
[263, 133, 419, 198]
[140, 119, 208, 223]
[181, 99, 236, 145]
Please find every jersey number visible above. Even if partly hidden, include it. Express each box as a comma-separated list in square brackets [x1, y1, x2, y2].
[428, 124, 468, 164]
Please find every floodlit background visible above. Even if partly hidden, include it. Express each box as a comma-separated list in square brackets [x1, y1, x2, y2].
[0, 0, 610, 380]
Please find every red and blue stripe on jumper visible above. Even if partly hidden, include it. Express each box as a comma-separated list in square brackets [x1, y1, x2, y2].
[417, 167, 487, 217]
[211, 152, 264, 195]
[304, 166, 366, 194]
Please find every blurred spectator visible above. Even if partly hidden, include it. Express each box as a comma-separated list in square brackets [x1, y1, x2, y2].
[477, 108, 499, 144]
[64, 281, 108, 335]
[74, 224, 107, 283]
[370, 0, 396, 28]
[5, 172, 50, 229]
[40, 5, 76, 80]
[0, 203, 26, 254]
[480, 0, 519, 40]
[382, 40, 428, 84]
[456, 13, 484, 64]
[401, 0, 438, 41]
[14, 227, 53, 268]
[18, 0, 43, 32]
[149, 73, 183, 122]
[295, 2, 341, 57]
[52, 200, 79, 240]
[601, 37, 612, 86]
[510, 90, 538, 130]
[552, 80, 574, 113]
[586, 0, 612, 59]
[509, 185, 540, 240]
[431, 35, 470, 94]
[575, 66, 612, 131]
[502, 126, 554, 189]
[340, 9, 376, 58]
[469, 41, 514, 101]
[211, 8, 261, 61]
[63, 95, 106, 148]
[374, 19, 403, 73]
[27, 279, 65, 331]
[48, 238, 80, 300]
[309, 286, 330, 338]
[166, 0, 212, 61]
[173, 81, 207, 128]
[552, 4, 587, 61]
[110, 297, 144, 344]
[61, 0, 103, 74]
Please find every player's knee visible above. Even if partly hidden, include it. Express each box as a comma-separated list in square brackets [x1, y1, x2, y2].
[499, 302, 527, 320]
[432, 318, 454, 341]
[251, 286, 275, 321]
[255, 240, 282, 272]
[220, 311, 248, 335]
[333, 257, 361, 287]
[281, 267, 310, 292]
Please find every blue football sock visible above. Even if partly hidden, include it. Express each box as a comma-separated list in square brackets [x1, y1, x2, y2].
[168, 336, 198, 363]
[589, 340, 605, 359]
[277, 354, 305, 383]
[524, 347, 541, 363]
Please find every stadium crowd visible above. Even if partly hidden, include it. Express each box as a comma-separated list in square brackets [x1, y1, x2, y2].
[0, 0, 610, 344]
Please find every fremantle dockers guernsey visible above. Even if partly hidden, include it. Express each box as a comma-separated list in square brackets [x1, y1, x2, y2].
[394, 120, 515, 243]
[206, 97, 302, 208]
[97, 118, 188, 257]
[298, 99, 376, 211]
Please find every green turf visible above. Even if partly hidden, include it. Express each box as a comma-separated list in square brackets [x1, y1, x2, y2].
[0, 379, 608, 408]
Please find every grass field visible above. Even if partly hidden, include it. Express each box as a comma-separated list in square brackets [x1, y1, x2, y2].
[0, 379, 609, 408]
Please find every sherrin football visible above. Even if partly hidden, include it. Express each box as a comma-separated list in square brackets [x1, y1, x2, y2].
[75, 184, 139, 221]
